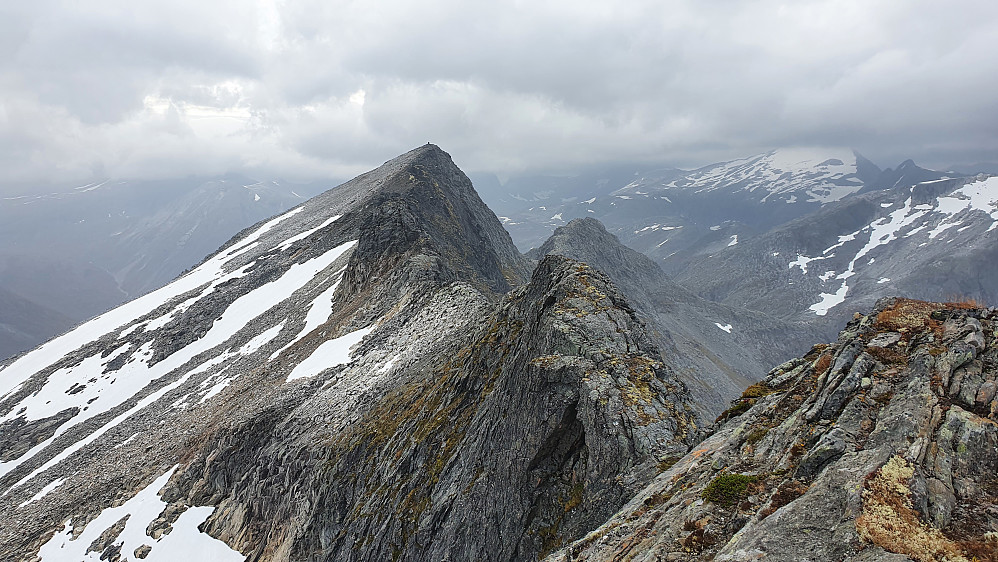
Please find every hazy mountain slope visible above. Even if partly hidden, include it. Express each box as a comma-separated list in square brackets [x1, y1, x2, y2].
[528, 218, 822, 416]
[550, 298, 998, 561]
[0, 145, 699, 562]
[0, 176, 324, 359]
[0, 287, 75, 361]
[677, 174, 998, 337]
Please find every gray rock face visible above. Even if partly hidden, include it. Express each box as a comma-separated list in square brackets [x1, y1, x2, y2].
[549, 297, 998, 561]
[171, 255, 701, 562]
[528, 218, 823, 417]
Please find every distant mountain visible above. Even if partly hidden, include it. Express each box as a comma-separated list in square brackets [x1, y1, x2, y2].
[677, 174, 998, 337]
[477, 149, 972, 281]
[479, 148, 885, 268]
[0, 176, 329, 359]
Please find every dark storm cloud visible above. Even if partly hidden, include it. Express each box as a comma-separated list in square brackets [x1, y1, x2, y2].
[1, 0, 996, 192]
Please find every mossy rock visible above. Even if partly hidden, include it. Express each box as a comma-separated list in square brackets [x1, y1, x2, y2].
[702, 473, 757, 506]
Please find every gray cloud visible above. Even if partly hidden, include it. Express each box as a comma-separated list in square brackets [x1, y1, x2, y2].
[1, 0, 996, 193]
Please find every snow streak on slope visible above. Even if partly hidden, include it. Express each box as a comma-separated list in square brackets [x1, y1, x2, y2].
[270, 269, 346, 360]
[616, 148, 865, 204]
[794, 176, 997, 316]
[0, 199, 359, 491]
[1, 238, 357, 487]
[0, 207, 304, 400]
[37, 468, 242, 562]
[286, 326, 374, 381]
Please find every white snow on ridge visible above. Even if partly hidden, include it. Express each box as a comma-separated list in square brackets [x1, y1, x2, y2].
[1, 239, 358, 486]
[809, 196, 929, 316]
[714, 323, 733, 333]
[618, 147, 862, 204]
[809, 282, 849, 316]
[789, 254, 830, 275]
[287, 326, 374, 382]
[270, 270, 346, 360]
[277, 215, 342, 251]
[927, 176, 998, 238]
[0, 206, 305, 400]
[239, 321, 286, 356]
[727, 235, 738, 247]
[18, 477, 65, 508]
[36, 468, 242, 562]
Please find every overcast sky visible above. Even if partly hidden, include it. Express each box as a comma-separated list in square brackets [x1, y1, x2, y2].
[1, 0, 996, 191]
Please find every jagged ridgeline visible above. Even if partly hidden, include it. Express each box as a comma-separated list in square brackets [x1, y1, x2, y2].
[0, 145, 701, 561]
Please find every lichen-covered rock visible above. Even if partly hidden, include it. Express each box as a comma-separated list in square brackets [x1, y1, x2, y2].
[549, 297, 998, 562]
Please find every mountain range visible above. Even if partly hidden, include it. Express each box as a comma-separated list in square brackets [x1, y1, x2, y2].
[0, 145, 995, 561]
[476, 148, 996, 340]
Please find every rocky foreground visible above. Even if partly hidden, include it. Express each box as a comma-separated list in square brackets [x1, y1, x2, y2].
[548, 297, 998, 561]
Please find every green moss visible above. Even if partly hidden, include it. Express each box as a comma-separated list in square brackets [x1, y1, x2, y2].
[740, 382, 775, 399]
[702, 473, 758, 506]
[657, 456, 681, 472]
[745, 427, 770, 444]
[564, 482, 584, 513]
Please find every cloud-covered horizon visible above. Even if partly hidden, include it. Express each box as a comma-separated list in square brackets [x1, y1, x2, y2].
[2, 0, 996, 191]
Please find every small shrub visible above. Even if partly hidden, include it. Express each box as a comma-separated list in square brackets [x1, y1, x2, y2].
[715, 400, 753, 423]
[813, 354, 833, 378]
[856, 455, 966, 562]
[874, 299, 942, 338]
[657, 456, 681, 473]
[702, 473, 758, 506]
[759, 479, 809, 519]
[741, 382, 775, 399]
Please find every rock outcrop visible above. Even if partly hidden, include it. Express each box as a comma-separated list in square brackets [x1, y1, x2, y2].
[549, 297, 998, 561]
[529, 218, 822, 417]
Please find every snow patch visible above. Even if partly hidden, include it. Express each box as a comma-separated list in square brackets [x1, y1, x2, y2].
[36, 468, 241, 562]
[239, 321, 286, 355]
[714, 323, 733, 333]
[0, 206, 305, 401]
[286, 327, 374, 382]
[277, 215, 341, 251]
[18, 477, 65, 508]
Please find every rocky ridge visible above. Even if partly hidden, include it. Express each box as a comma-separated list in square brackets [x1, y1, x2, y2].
[527, 217, 822, 417]
[0, 146, 702, 562]
[549, 297, 998, 561]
